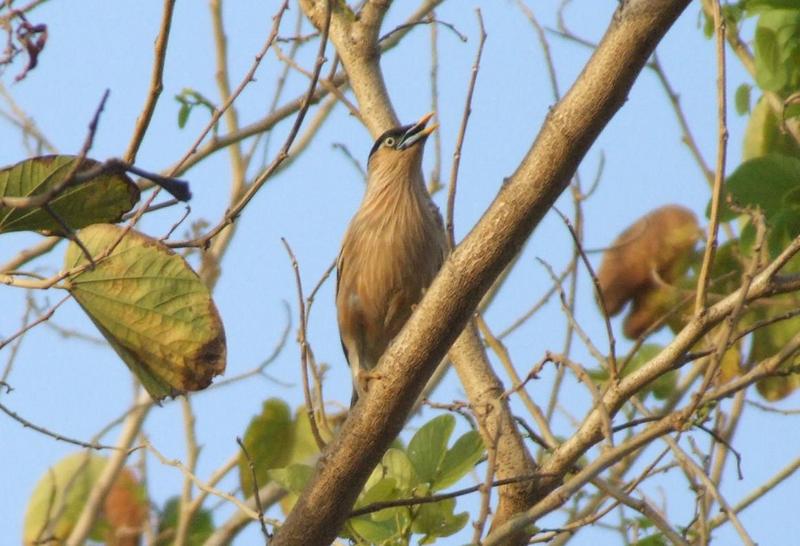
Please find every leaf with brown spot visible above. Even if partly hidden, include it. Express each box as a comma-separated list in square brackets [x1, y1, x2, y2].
[0, 155, 139, 234]
[23, 454, 147, 546]
[64, 224, 226, 401]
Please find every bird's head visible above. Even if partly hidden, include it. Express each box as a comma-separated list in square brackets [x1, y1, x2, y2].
[367, 112, 438, 177]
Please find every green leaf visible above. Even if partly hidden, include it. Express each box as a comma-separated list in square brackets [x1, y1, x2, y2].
[359, 477, 400, 508]
[23, 454, 109, 544]
[751, 314, 800, 401]
[238, 399, 294, 496]
[786, 99, 800, 120]
[754, 10, 800, 92]
[743, 97, 800, 160]
[349, 514, 403, 544]
[710, 240, 745, 294]
[0, 155, 139, 234]
[634, 534, 668, 546]
[767, 206, 800, 257]
[382, 448, 419, 492]
[407, 414, 455, 483]
[735, 84, 752, 115]
[156, 497, 214, 546]
[411, 498, 468, 541]
[745, 0, 800, 12]
[64, 224, 226, 401]
[178, 103, 191, 128]
[268, 463, 314, 494]
[718, 154, 800, 221]
[433, 431, 484, 491]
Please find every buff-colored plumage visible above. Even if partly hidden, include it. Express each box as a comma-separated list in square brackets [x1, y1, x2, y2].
[336, 114, 446, 405]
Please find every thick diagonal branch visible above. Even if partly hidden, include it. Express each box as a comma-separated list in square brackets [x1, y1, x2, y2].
[272, 1, 691, 545]
[297, 0, 538, 540]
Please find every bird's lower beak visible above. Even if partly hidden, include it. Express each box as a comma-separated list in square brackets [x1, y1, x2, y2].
[399, 112, 438, 148]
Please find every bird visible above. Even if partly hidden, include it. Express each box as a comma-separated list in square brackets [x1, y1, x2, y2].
[336, 112, 447, 406]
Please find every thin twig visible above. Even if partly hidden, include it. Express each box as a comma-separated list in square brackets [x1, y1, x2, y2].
[350, 473, 541, 518]
[331, 142, 366, 181]
[378, 17, 467, 44]
[445, 8, 486, 249]
[281, 237, 326, 451]
[709, 455, 800, 530]
[428, 12, 442, 194]
[171, 1, 289, 175]
[237, 437, 271, 541]
[0, 90, 109, 210]
[554, 207, 618, 379]
[694, 0, 728, 313]
[42, 203, 93, 264]
[497, 265, 568, 339]
[516, 0, 560, 102]
[478, 316, 559, 447]
[174, 397, 199, 546]
[472, 421, 500, 543]
[144, 440, 279, 525]
[0, 400, 120, 450]
[0, 236, 60, 273]
[65, 391, 153, 546]
[210, 303, 292, 389]
[0, 293, 70, 351]
[123, 0, 176, 163]
[168, 2, 332, 249]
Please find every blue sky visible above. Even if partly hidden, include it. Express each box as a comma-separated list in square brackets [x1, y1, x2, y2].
[2, 1, 798, 544]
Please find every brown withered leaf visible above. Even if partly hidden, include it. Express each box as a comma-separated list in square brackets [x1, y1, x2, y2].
[598, 205, 700, 319]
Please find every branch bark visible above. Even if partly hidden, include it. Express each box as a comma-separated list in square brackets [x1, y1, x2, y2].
[272, 1, 692, 545]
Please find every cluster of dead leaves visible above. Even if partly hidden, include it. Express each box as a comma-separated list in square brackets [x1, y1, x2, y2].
[597, 205, 701, 339]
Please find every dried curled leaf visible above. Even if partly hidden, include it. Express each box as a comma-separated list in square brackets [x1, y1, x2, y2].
[64, 224, 226, 400]
[598, 205, 700, 339]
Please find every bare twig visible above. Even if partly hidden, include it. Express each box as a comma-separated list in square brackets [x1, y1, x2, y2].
[237, 437, 272, 541]
[516, 0, 560, 102]
[694, 0, 728, 313]
[0, 90, 109, 210]
[472, 424, 500, 543]
[331, 142, 366, 180]
[351, 473, 541, 518]
[281, 238, 326, 451]
[446, 9, 486, 249]
[123, 0, 176, 163]
[174, 397, 199, 546]
[65, 391, 153, 546]
[554, 207, 617, 379]
[378, 16, 467, 44]
[0, 400, 120, 451]
[144, 440, 279, 525]
[0, 236, 60, 273]
[168, 2, 332, 249]
[171, 1, 289, 175]
[0, 293, 69, 351]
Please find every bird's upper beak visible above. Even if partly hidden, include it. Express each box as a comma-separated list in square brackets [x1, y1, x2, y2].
[398, 112, 438, 150]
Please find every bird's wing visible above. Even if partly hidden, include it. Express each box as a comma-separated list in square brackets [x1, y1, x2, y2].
[335, 249, 351, 367]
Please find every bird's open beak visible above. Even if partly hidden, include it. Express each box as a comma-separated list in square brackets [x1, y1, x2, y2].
[398, 112, 438, 149]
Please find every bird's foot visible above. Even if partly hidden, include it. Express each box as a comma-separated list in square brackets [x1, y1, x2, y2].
[356, 369, 383, 398]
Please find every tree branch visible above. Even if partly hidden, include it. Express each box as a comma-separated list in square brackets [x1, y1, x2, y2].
[272, 1, 692, 544]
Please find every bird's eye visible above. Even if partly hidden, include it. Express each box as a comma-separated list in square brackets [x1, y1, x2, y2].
[384, 136, 396, 147]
